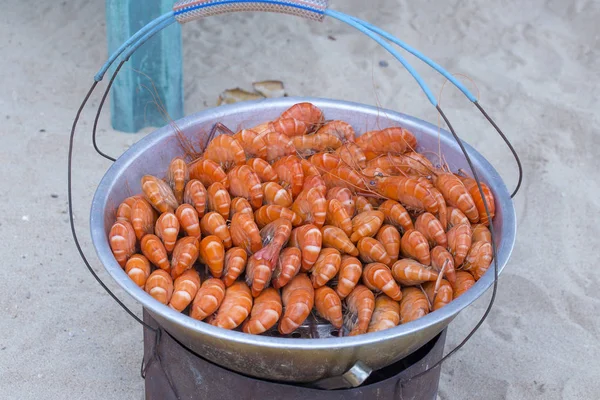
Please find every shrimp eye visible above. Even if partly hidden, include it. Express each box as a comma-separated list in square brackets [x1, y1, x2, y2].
[374, 171, 384, 178]
[369, 180, 376, 186]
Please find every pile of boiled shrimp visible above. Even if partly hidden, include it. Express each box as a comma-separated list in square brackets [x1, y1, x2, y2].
[108, 102, 495, 337]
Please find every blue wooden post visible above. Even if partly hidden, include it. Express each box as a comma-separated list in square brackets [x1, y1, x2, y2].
[106, 0, 184, 133]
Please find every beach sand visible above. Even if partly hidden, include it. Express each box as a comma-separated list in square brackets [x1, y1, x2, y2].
[1, 0, 599, 398]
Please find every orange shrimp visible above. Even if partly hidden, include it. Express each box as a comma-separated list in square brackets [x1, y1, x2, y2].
[357, 237, 392, 266]
[272, 247, 302, 289]
[166, 157, 189, 204]
[314, 286, 343, 329]
[124, 254, 151, 289]
[350, 210, 385, 242]
[447, 207, 469, 229]
[400, 152, 436, 176]
[293, 133, 342, 156]
[400, 287, 429, 324]
[291, 187, 327, 228]
[391, 259, 438, 286]
[203, 134, 246, 171]
[210, 281, 253, 330]
[354, 195, 374, 213]
[227, 165, 263, 210]
[245, 252, 274, 298]
[334, 142, 366, 169]
[183, 179, 207, 218]
[300, 158, 320, 178]
[207, 182, 231, 220]
[222, 247, 247, 287]
[199, 235, 225, 278]
[289, 224, 322, 272]
[169, 269, 201, 312]
[272, 155, 304, 198]
[370, 175, 438, 215]
[188, 158, 229, 188]
[367, 295, 401, 333]
[261, 131, 296, 162]
[335, 256, 363, 299]
[310, 248, 342, 288]
[109, 220, 137, 268]
[321, 225, 358, 256]
[116, 195, 142, 223]
[365, 155, 410, 176]
[356, 127, 417, 160]
[460, 175, 496, 226]
[262, 182, 293, 207]
[278, 273, 314, 335]
[462, 241, 492, 280]
[254, 205, 302, 228]
[141, 234, 170, 272]
[323, 165, 367, 192]
[472, 224, 492, 244]
[326, 187, 355, 217]
[232, 129, 267, 159]
[344, 285, 375, 336]
[431, 245, 456, 284]
[423, 279, 453, 311]
[200, 212, 232, 248]
[309, 152, 341, 171]
[175, 204, 201, 239]
[401, 229, 431, 265]
[324, 199, 353, 236]
[170, 236, 200, 279]
[247, 158, 278, 183]
[266, 117, 310, 137]
[145, 270, 173, 305]
[362, 263, 402, 301]
[430, 187, 448, 231]
[447, 223, 472, 267]
[452, 270, 475, 298]
[280, 102, 324, 131]
[154, 212, 179, 253]
[141, 175, 178, 213]
[376, 225, 401, 264]
[190, 278, 226, 320]
[414, 212, 447, 248]
[229, 212, 262, 254]
[260, 218, 292, 250]
[433, 173, 478, 223]
[242, 288, 282, 334]
[230, 197, 253, 217]
[131, 198, 157, 241]
[302, 175, 327, 197]
[316, 120, 355, 142]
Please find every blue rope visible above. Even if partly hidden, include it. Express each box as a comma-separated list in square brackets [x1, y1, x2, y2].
[174, 0, 325, 16]
[94, 11, 175, 82]
[120, 17, 177, 61]
[325, 9, 437, 106]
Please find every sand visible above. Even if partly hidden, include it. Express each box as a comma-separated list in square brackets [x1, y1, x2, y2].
[1, 0, 599, 398]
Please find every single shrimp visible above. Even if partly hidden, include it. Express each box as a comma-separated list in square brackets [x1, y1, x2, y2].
[230, 197, 253, 217]
[222, 247, 248, 287]
[229, 212, 262, 254]
[398, 152, 436, 177]
[232, 129, 267, 159]
[203, 134, 246, 171]
[316, 120, 355, 142]
[262, 182, 293, 208]
[433, 173, 478, 223]
[245, 252, 274, 298]
[354, 195, 374, 213]
[446, 223, 472, 267]
[166, 157, 189, 204]
[272, 155, 304, 198]
[335, 142, 367, 170]
[109, 220, 137, 268]
[175, 204, 201, 239]
[376, 225, 401, 264]
[344, 285, 375, 336]
[260, 218, 292, 250]
[423, 279, 453, 311]
[302, 175, 327, 197]
[170, 236, 200, 279]
[200, 212, 232, 248]
[350, 210, 385, 242]
[324, 199, 353, 236]
[300, 158, 320, 178]
[391, 259, 438, 286]
[472, 224, 492, 244]
[462, 241, 492, 281]
[183, 179, 208, 218]
[431, 245, 456, 284]
[452, 271, 475, 298]
[459, 175, 496, 226]
[400, 287, 429, 324]
[326, 187, 355, 217]
[414, 212, 447, 248]
[242, 288, 282, 334]
[289, 224, 322, 272]
[323, 165, 367, 192]
[335, 255, 363, 299]
[207, 182, 231, 220]
[227, 165, 263, 210]
[272, 247, 302, 289]
[116, 195, 142, 223]
[278, 273, 314, 335]
[188, 158, 229, 189]
[321, 225, 359, 256]
[190, 278, 226, 321]
[447, 207, 470, 229]
[141, 175, 178, 213]
[145, 270, 173, 305]
[357, 237, 392, 266]
[124, 254, 151, 289]
[263, 117, 310, 137]
[365, 155, 411, 176]
[169, 269, 201, 312]
[199, 235, 225, 278]
[292, 133, 342, 157]
[362, 263, 402, 301]
[210, 281, 253, 330]
[279, 102, 324, 131]
[247, 157, 278, 183]
[254, 205, 302, 228]
[141, 234, 170, 272]
[314, 286, 343, 329]
[131, 198, 157, 241]
[355, 127, 417, 160]
[291, 187, 327, 228]
[412, 177, 448, 230]
[261, 131, 296, 162]
[368, 175, 438, 215]
[367, 295, 401, 333]
[401, 229, 431, 265]
[310, 248, 342, 288]
[309, 152, 341, 171]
